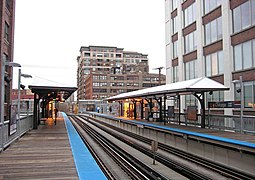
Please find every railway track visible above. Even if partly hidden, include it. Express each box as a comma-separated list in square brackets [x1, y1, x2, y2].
[75, 114, 255, 180]
[69, 115, 169, 180]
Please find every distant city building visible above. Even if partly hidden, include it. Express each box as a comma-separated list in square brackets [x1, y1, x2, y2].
[0, 0, 16, 120]
[165, 0, 255, 115]
[77, 46, 166, 100]
[11, 89, 34, 115]
[12, 89, 34, 101]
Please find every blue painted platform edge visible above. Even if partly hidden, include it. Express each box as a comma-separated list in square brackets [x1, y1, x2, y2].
[62, 113, 107, 180]
[94, 113, 255, 149]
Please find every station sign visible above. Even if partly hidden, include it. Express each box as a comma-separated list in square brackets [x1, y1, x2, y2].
[208, 101, 241, 108]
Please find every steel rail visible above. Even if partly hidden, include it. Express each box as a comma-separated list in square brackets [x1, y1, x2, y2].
[79, 114, 255, 180]
[69, 115, 168, 180]
[68, 116, 116, 180]
[76, 115, 210, 180]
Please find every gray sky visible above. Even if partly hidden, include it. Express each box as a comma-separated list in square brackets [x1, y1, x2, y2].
[13, 0, 165, 88]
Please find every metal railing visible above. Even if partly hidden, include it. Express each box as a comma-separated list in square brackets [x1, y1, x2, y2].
[0, 115, 33, 152]
[164, 113, 255, 134]
[83, 110, 255, 135]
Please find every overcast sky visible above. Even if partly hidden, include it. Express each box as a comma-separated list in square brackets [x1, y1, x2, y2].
[13, 0, 165, 88]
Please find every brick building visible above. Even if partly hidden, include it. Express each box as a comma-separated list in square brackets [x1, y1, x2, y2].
[77, 46, 166, 100]
[0, 0, 16, 120]
[11, 89, 34, 101]
[165, 0, 255, 115]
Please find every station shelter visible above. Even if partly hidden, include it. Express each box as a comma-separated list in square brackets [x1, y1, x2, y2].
[29, 85, 77, 129]
[107, 77, 229, 128]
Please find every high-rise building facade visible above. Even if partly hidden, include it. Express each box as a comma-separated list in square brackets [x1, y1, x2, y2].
[77, 46, 166, 100]
[165, 0, 255, 115]
[0, 0, 16, 120]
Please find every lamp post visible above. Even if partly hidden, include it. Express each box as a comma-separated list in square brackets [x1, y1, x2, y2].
[232, 76, 244, 133]
[153, 67, 164, 85]
[1, 59, 21, 151]
[17, 69, 32, 138]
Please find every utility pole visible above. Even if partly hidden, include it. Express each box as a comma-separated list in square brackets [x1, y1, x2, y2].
[153, 67, 164, 85]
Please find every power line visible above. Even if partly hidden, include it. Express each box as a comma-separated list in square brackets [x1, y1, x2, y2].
[22, 64, 74, 69]
[34, 75, 75, 87]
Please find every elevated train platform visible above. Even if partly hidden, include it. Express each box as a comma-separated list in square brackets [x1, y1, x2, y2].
[0, 113, 106, 180]
[88, 112, 255, 176]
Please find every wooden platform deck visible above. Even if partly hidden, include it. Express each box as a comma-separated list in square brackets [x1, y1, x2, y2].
[0, 115, 78, 180]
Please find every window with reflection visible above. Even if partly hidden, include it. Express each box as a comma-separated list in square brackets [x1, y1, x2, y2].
[204, 0, 221, 14]
[172, 16, 177, 34]
[172, 65, 178, 83]
[204, 17, 222, 45]
[173, 41, 178, 58]
[184, 59, 197, 80]
[184, 31, 197, 53]
[4, 22, 9, 42]
[184, 3, 196, 27]
[206, 91, 224, 102]
[205, 51, 224, 76]
[234, 81, 255, 108]
[172, 0, 184, 10]
[233, 0, 255, 33]
[234, 39, 255, 71]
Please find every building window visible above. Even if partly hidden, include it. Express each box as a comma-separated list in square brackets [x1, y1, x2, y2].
[235, 81, 255, 108]
[184, 59, 197, 80]
[172, 0, 178, 10]
[173, 41, 178, 58]
[205, 17, 222, 45]
[172, 16, 177, 34]
[184, 31, 197, 53]
[233, 0, 255, 33]
[203, 0, 221, 15]
[234, 39, 255, 71]
[4, 22, 9, 42]
[205, 51, 224, 76]
[184, 3, 196, 27]
[206, 91, 224, 105]
[6, 0, 11, 11]
[172, 66, 178, 83]
[185, 95, 197, 107]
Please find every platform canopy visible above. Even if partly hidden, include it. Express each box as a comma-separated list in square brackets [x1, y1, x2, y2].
[28, 76, 77, 102]
[107, 77, 229, 101]
[29, 85, 77, 101]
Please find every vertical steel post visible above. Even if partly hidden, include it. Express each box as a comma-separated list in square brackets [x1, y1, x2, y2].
[240, 76, 244, 134]
[17, 69, 21, 138]
[1, 59, 5, 151]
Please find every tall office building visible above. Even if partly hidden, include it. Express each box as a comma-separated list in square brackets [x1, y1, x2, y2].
[165, 0, 255, 115]
[77, 46, 166, 100]
[0, 0, 16, 120]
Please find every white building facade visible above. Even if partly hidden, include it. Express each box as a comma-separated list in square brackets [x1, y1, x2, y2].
[165, 0, 255, 116]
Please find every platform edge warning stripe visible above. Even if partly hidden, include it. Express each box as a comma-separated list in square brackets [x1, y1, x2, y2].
[62, 112, 107, 180]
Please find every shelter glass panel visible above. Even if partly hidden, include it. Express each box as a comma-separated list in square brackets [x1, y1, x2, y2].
[244, 82, 253, 108]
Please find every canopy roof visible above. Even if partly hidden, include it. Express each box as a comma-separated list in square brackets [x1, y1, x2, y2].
[107, 77, 229, 101]
[29, 85, 77, 101]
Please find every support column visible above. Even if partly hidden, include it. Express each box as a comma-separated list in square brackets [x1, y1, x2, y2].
[132, 100, 137, 119]
[118, 101, 123, 116]
[164, 96, 167, 125]
[41, 100, 45, 118]
[37, 98, 40, 126]
[149, 98, 153, 119]
[120, 102, 123, 116]
[140, 99, 144, 120]
[193, 92, 206, 128]
[178, 95, 181, 125]
[159, 97, 163, 121]
[33, 93, 38, 129]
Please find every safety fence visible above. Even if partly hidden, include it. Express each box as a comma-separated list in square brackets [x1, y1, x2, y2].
[0, 115, 33, 152]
